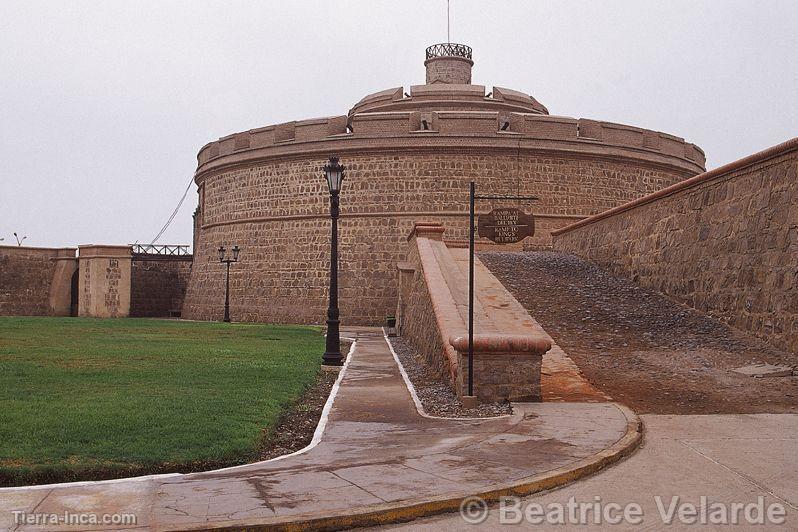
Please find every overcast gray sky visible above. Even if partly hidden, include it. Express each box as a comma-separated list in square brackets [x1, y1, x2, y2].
[1, 1, 795, 248]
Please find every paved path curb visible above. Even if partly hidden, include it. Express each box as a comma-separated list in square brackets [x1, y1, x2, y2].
[208, 406, 642, 531]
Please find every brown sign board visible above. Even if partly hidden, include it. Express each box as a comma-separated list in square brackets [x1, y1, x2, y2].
[477, 208, 535, 244]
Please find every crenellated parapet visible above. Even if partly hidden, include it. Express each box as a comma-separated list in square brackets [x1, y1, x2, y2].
[196, 109, 705, 177]
[197, 116, 350, 166]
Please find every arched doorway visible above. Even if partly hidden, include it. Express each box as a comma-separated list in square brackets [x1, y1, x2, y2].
[70, 268, 79, 317]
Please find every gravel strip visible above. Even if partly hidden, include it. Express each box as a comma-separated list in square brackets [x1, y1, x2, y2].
[389, 335, 511, 418]
[258, 341, 351, 459]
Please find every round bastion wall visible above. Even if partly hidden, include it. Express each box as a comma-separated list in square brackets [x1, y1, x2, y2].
[182, 44, 705, 325]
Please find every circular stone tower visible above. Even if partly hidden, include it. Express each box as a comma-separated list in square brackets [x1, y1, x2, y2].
[182, 44, 705, 325]
[425, 43, 474, 84]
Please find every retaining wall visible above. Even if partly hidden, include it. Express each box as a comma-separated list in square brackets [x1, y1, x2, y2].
[553, 138, 798, 354]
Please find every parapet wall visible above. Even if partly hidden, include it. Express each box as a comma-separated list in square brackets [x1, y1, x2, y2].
[553, 138, 798, 354]
[348, 85, 549, 117]
[397, 222, 551, 402]
[196, 110, 704, 173]
[0, 246, 77, 316]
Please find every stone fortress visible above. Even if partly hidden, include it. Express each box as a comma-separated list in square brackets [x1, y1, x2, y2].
[182, 43, 706, 325]
[1, 43, 794, 377]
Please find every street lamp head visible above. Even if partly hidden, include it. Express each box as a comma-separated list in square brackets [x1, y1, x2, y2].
[323, 156, 345, 193]
[218, 245, 226, 262]
[231, 245, 240, 261]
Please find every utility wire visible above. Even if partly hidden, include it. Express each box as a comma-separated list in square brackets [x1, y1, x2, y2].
[150, 175, 195, 245]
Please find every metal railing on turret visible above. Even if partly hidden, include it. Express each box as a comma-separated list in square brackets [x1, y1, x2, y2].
[425, 43, 472, 60]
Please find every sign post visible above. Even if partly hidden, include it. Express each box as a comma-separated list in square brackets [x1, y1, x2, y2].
[468, 182, 475, 398]
[467, 182, 538, 398]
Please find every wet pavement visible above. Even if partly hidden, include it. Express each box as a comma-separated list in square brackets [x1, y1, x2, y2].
[377, 413, 798, 530]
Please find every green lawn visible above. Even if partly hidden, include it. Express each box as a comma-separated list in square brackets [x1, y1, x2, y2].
[0, 317, 325, 486]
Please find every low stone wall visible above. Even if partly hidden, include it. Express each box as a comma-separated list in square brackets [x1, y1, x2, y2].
[553, 138, 798, 354]
[130, 256, 192, 317]
[397, 222, 551, 402]
[397, 224, 452, 382]
[0, 246, 77, 316]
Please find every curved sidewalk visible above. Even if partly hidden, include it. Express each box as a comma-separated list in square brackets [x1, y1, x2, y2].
[1, 330, 639, 531]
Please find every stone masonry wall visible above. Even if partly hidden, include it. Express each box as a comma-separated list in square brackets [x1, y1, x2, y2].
[425, 57, 472, 84]
[553, 139, 798, 354]
[184, 151, 694, 325]
[397, 240, 450, 381]
[130, 256, 192, 318]
[0, 246, 76, 316]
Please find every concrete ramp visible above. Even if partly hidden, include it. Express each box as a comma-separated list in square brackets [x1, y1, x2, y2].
[396, 222, 604, 403]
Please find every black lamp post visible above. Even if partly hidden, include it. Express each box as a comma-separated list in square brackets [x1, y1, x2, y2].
[218, 244, 240, 323]
[322, 156, 345, 366]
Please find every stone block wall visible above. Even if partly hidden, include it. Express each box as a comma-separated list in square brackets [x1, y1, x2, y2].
[185, 151, 696, 325]
[0, 246, 77, 316]
[396, 225, 451, 382]
[424, 56, 473, 85]
[130, 256, 192, 317]
[1, 245, 194, 320]
[553, 138, 798, 354]
[451, 340, 543, 403]
[186, 45, 707, 326]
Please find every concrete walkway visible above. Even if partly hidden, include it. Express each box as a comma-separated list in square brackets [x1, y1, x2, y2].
[0, 329, 637, 531]
[379, 414, 798, 530]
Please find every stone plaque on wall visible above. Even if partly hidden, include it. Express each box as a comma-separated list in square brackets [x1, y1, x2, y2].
[478, 208, 535, 244]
